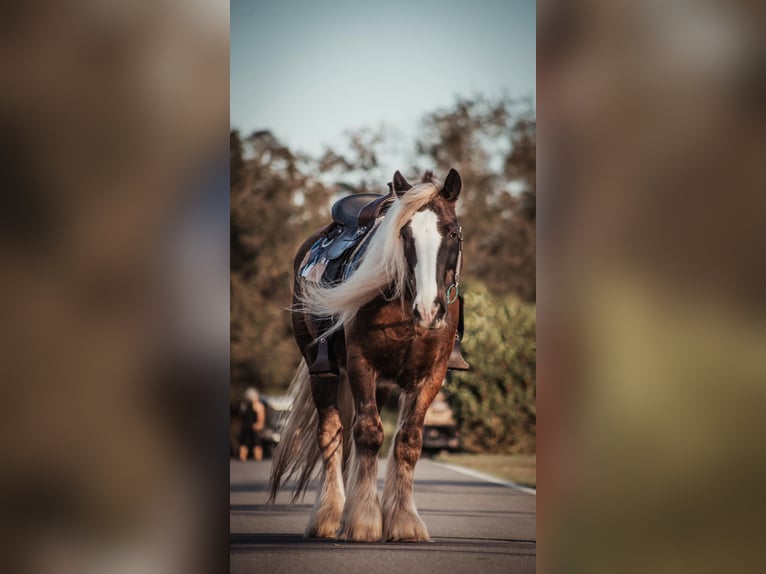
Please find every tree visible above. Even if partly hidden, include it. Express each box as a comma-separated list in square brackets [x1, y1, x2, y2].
[412, 96, 536, 301]
[230, 130, 332, 393]
[444, 281, 536, 453]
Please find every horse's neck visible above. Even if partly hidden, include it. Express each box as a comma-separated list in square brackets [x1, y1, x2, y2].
[359, 293, 415, 326]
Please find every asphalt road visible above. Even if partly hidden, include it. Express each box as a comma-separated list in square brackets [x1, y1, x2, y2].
[230, 457, 536, 574]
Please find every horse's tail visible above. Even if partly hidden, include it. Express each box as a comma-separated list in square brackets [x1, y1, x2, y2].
[268, 358, 356, 503]
[268, 359, 319, 503]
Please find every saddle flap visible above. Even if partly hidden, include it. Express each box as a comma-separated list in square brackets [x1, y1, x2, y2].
[324, 224, 369, 260]
[299, 223, 374, 286]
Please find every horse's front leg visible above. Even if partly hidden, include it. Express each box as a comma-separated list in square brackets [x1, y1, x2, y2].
[339, 351, 384, 541]
[382, 372, 444, 542]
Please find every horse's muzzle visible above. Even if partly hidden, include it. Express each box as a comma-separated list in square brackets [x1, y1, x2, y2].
[413, 300, 446, 330]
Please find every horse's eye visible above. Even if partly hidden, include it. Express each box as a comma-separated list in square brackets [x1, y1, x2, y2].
[449, 230, 458, 239]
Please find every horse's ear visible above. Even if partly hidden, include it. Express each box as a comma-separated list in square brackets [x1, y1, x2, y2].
[393, 170, 412, 195]
[441, 168, 462, 202]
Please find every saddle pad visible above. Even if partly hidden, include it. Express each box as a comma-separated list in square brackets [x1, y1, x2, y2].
[299, 220, 379, 286]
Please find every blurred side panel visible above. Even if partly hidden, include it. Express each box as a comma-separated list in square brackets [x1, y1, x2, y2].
[538, 0, 766, 572]
[0, 1, 229, 572]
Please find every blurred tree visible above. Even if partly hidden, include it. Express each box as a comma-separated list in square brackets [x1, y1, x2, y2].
[412, 96, 536, 300]
[230, 129, 332, 394]
[444, 280, 536, 453]
[317, 125, 392, 195]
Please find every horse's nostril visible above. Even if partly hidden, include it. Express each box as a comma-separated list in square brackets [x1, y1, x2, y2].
[413, 306, 422, 321]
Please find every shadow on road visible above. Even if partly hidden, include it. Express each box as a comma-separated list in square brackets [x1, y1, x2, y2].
[230, 459, 536, 573]
[230, 533, 536, 556]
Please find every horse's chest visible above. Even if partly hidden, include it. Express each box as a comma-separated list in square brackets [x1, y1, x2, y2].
[351, 309, 448, 381]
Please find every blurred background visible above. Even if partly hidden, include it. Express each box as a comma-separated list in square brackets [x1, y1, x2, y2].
[230, 0, 537, 470]
[6, 0, 766, 572]
[1, 1, 229, 572]
[538, 0, 766, 572]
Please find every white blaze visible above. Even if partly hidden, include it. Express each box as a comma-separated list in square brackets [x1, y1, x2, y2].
[410, 209, 441, 324]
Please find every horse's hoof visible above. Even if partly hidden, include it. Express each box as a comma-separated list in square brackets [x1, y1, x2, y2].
[383, 512, 430, 542]
[305, 526, 340, 539]
[305, 505, 344, 538]
[338, 498, 383, 542]
[338, 517, 382, 542]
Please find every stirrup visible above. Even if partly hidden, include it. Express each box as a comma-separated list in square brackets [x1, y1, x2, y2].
[447, 336, 470, 371]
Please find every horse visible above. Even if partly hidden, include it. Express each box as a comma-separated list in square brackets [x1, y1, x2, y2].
[268, 168, 464, 542]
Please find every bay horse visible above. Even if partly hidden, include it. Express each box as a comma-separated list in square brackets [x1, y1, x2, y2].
[268, 169, 463, 542]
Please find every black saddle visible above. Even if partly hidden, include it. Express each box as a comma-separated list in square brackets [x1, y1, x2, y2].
[299, 188, 396, 287]
[318, 190, 395, 261]
[331, 191, 395, 229]
[331, 193, 383, 227]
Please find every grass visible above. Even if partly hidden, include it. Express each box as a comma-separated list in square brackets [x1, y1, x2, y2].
[378, 399, 535, 489]
[432, 452, 536, 488]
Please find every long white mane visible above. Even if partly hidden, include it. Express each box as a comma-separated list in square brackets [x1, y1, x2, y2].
[298, 179, 441, 336]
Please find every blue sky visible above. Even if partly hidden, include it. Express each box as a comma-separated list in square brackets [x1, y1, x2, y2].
[231, 0, 535, 157]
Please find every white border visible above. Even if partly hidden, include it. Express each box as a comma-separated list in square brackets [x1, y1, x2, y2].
[431, 461, 537, 496]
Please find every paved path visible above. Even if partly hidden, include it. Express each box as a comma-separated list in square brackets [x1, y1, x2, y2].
[230, 457, 536, 573]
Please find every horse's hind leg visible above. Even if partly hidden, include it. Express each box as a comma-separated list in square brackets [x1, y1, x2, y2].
[382, 373, 444, 542]
[305, 373, 345, 538]
[339, 352, 384, 541]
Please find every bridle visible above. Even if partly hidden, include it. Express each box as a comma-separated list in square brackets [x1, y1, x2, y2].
[403, 219, 463, 306]
[445, 225, 463, 305]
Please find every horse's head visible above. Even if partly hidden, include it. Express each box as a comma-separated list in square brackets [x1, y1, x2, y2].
[397, 169, 462, 330]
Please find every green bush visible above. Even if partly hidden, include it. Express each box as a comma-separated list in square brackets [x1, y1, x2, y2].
[445, 281, 536, 453]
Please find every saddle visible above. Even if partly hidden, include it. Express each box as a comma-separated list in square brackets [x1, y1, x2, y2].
[297, 189, 395, 378]
[331, 191, 393, 228]
[299, 188, 395, 286]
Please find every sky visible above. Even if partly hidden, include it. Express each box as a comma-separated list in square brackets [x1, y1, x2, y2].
[231, 0, 535, 158]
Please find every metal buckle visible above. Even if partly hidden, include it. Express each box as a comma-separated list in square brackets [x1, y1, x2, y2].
[446, 283, 459, 304]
